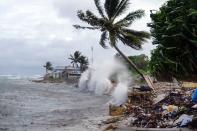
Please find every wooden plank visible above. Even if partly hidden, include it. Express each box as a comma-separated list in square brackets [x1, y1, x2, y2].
[181, 82, 197, 88]
[115, 127, 179, 131]
[115, 127, 196, 131]
[144, 75, 156, 93]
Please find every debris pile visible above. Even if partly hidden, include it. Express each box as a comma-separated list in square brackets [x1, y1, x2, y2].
[108, 83, 197, 129]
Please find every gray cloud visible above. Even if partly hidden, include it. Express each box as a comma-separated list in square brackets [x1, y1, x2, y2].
[53, 0, 95, 21]
[0, 0, 166, 75]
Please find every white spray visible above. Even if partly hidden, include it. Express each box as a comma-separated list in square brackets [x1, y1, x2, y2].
[78, 57, 132, 106]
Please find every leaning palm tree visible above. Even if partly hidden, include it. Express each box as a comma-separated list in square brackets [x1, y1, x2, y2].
[73, 0, 150, 79]
[68, 51, 82, 67]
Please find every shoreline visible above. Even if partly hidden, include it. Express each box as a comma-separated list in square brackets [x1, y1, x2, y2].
[32, 79, 64, 83]
[31, 78, 80, 86]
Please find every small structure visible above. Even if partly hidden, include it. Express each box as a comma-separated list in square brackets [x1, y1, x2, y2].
[64, 66, 81, 79]
[52, 66, 65, 79]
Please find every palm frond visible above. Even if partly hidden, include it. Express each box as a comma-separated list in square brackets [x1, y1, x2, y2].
[94, 0, 106, 18]
[73, 25, 100, 30]
[122, 28, 150, 39]
[118, 33, 143, 50]
[115, 10, 145, 27]
[76, 10, 101, 27]
[100, 31, 108, 48]
[113, 0, 129, 19]
[68, 55, 74, 60]
[104, 0, 120, 19]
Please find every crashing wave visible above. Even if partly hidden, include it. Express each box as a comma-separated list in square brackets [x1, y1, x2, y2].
[78, 58, 132, 106]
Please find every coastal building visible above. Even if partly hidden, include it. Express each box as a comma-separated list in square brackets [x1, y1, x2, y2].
[51, 65, 81, 80]
[64, 66, 81, 79]
[52, 66, 66, 79]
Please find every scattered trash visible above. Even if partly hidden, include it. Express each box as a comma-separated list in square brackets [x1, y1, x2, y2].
[137, 85, 152, 92]
[153, 94, 166, 104]
[192, 104, 197, 109]
[180, 117, 192, 128]
[107, 82, 197, 129]
[192, 89, 197, 103]
[189, 117, 197, 128]
[174, 114, 193, 128]
[181, 82, 197, 88]
[162, 105, 178, 118]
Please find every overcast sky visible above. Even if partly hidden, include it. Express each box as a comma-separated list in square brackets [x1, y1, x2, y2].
[0, 0, 167, 76]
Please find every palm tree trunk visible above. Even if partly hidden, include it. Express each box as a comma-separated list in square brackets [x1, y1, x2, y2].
[114, 45, 145, 80]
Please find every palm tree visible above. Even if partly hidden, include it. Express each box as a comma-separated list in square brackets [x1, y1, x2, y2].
[79, 56, 89, 72]
[68, 51, 82, 67]
[43, 61, 53, 74]
[73, 0, 150, 79]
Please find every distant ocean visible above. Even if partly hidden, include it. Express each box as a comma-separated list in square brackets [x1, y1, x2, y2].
[0, 74, 43, 81]
[0, 75, 43, 87]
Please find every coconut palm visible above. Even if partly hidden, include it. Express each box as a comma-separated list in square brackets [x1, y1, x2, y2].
[43, 61, 53, 74]
[73, 0, 150, 79]
[79, 55, 89, 71]
[68, 51, 82, 67]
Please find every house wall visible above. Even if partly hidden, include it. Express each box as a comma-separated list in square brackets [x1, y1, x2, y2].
[64, 68, 81, 79]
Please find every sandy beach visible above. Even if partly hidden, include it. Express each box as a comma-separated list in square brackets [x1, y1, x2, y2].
[0, 79, 110, 131]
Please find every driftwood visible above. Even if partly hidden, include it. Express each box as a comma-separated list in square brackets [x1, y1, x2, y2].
[115, 127, 196, 131]
[102, 116, 122, 124]
[143, 75, 156, 93]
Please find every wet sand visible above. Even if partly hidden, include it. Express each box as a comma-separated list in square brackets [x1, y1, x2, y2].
[0, 80, 110, 131]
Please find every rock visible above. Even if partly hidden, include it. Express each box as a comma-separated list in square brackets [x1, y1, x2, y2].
[109, 105, 125, 116]
[102, 124, 117, 131]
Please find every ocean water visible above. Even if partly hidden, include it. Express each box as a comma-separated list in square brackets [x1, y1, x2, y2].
[0, 76, 110, 131]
